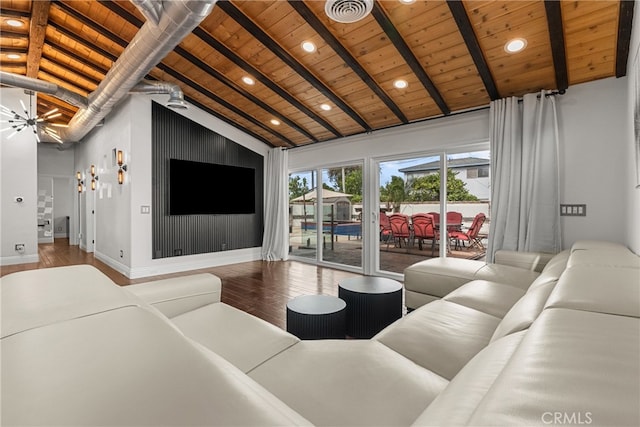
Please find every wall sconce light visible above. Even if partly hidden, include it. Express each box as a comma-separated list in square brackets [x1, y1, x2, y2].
[76, 171, 84, 193]
[90, 165, 98, 191]
[117, 150, 127, 185]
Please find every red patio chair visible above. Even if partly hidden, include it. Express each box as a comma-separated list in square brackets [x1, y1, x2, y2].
[388, 213, 412, 249]
[411, 213, 439, 256]
[379, 210, 392, 243]
[450, 213, 486, 251]
[446, 211, 463, 232]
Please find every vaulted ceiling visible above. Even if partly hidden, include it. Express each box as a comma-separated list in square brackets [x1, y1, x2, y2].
[0, 0, 634, 148]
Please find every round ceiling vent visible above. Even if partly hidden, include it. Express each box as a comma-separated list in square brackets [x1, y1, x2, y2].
[325, 0, 374, 24]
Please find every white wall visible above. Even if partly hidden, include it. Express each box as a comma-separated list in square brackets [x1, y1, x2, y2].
[0, 89, 39, 265]
[557, 77, 629, 248]
[289, 78, 633, 251]
[627, 1, 640, 254]
[75, 96, 133, 273]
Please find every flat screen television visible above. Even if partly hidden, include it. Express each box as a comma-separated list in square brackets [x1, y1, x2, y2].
[169, 158, 255, 215]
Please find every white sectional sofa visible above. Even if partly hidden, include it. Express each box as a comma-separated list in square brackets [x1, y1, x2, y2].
[1, 240, 638, 426]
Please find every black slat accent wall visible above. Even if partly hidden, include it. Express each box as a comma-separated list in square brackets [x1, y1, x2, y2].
[152, 102, 264, 259]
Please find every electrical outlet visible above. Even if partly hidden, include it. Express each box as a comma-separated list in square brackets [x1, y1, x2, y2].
[15, 243, 25, 252]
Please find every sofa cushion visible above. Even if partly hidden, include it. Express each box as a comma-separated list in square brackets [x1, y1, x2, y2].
[404, 258, 487, 300]
[545, 266, 640, 318]
[474, 263, 540, 290]
[490, 281, 557, 342]
[249, 340, 448, 427]
[467, 309, 640, 427]
[411, 331, 526, 426]
[1, 305, 311, 426]
[403, 258, 540, 311]
[126, 273, 222, 318]
[525, 250, 570, 292]
[443, 280, 525, 318]
[568, 241, 640, 269]
[1, 265, 139, 338]
[171, 302, 300, 372]
[374, 300, 500, 379]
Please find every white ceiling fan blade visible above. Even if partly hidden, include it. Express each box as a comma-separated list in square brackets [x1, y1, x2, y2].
[19, 100, 29, 116]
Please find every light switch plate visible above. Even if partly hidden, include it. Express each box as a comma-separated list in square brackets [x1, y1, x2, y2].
[560, 204, 586, 216]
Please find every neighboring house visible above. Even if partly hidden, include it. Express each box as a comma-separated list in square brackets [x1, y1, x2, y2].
[398, 157, 491, 201]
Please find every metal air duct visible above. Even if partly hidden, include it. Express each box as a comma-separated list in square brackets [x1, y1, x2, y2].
[59, 0, 217, 143]
[0, 71, 87, 108]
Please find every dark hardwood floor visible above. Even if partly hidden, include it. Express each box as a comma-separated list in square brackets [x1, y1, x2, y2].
[0, 239, 365, 330]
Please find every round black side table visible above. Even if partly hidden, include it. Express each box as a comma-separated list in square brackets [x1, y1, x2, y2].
[286, 295, 346, 340]
[338, 277, 403, 339]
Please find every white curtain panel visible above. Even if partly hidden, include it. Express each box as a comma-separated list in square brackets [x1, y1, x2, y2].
[487, 91, 561, 262]
[261, 147, 289, 261]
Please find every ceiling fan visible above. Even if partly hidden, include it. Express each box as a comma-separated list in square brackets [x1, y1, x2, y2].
[0, 92, 65, 143]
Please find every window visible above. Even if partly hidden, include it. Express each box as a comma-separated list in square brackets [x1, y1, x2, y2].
[467, 167, 489, 179]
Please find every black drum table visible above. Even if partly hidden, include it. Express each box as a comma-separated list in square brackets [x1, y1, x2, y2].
[286, 295, 346, 340]
[338, 277, 403, 339]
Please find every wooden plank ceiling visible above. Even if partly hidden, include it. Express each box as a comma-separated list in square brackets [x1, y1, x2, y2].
[0, 0, 634, 147]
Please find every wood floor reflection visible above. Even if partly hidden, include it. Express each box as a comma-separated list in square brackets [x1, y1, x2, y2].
[0, 239, 364, 330]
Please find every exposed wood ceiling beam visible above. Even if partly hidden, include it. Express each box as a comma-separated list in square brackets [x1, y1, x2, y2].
[616, 0, 635, 78]
[544, 1, 568, 92]
[155, 62, 293, 147]
[0, 9, 31, 19]
[0, 29, 28, 40]
[192, 27, 343, 138]
[216, 0, 372, 132]
[37, 93, 77, 115]
[45, 41, 110, 76]
[26, 0, 50, 78]
[96, 0, 312, 144]
[48, 23, 118, 62]
[40, 54, 102, 86]
[370, 2, 450, 116]
[181, 96, 276, 147]
[0, 47, 27, 54]
[96, 0, 341, 138]
[37, 69, 89, 95]
[289, 0, 408, 123]
[446, 0, 500, 100]
[176, 45, 318, 142]
[53, 1, 289, 146]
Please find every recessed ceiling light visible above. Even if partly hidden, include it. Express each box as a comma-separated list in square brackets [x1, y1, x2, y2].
[393, 79, 408, 89]
[505, 38, 527, 54]
[5, 19, 25, 28]
[270, 119, 281, 126]
[320, 103, 332, 111]
[302, 41, 316, 53]
[399, 0, 415, 4]
[6, 53, 21, 59]
[242, 76, 255, 85]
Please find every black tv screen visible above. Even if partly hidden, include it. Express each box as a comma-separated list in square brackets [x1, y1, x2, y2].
[169, 159, 256, 215]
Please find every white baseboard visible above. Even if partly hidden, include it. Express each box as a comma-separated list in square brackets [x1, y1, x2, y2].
[93, 251, 131, 277]
[0, 254, 39, 266]
[127, 248, 262, 279]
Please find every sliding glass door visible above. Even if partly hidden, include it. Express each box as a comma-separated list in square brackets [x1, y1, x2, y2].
[287, 148, 489, 277]
[288, 164, 363, 270]
[376, 150, 490, 275]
